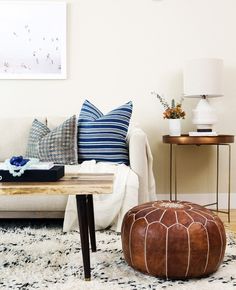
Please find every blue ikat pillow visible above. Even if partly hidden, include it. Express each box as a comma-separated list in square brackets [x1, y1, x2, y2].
[78, 100, 133, 165]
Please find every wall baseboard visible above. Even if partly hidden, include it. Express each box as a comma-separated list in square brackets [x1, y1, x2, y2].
[156, 193, 236, 209]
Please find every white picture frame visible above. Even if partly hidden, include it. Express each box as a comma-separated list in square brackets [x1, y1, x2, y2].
[0, 1, 67, 79]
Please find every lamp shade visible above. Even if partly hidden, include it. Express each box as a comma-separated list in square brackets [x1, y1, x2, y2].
[184, 58, 223, 98]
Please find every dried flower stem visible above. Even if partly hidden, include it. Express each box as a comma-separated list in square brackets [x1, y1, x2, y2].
[152, 91, 186, 119]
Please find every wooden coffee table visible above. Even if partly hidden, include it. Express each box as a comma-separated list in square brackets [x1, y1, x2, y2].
[0, 173, 114, 280]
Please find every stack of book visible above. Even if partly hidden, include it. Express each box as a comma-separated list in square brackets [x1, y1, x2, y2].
[189, 132, 218, 136]
[0, 162, 54, 171]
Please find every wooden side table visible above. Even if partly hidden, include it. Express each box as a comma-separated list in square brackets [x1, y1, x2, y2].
[163, 134, 234, 222]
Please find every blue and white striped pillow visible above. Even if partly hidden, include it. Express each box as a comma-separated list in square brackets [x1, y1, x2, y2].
[78, 100, 133, 165]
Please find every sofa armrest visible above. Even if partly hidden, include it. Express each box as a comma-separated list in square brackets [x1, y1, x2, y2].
[127, 127, 156, 203]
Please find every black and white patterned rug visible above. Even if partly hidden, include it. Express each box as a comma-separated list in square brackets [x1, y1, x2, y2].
[0, 221, 235, 290]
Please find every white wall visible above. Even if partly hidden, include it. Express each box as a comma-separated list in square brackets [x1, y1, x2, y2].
[0, 0, 236, 204]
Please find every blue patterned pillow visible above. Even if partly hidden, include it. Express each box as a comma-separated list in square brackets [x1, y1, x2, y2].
[78, 100, 133, 165]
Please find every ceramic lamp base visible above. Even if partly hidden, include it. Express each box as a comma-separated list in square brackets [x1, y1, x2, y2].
[192, 98, 217, 132]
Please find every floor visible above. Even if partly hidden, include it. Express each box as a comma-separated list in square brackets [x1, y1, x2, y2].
[1, 212, 235, 232]
[218, 209, 236, 233]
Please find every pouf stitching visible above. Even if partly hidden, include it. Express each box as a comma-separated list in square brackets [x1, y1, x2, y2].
[122, 201, 226, 279]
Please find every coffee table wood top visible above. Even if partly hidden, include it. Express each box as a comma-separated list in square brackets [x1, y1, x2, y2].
[163, 134, 234, 145]
[0, 173, 114, 195]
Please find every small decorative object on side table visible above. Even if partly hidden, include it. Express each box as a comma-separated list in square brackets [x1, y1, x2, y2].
[152, 92, 185, 136]
[163, 134, 234, 222]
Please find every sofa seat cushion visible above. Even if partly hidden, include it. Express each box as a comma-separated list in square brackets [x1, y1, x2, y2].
[0, 195, 68, 212]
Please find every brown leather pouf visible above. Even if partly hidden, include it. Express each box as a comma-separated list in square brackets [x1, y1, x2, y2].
[121, 200, 226, 279]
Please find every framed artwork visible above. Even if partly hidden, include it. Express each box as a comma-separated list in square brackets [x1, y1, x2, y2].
[0, 1, 66, 79]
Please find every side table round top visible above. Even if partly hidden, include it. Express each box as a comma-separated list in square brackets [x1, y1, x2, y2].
[162, 134, 235, 145]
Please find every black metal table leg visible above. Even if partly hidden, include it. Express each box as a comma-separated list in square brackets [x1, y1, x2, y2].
[76, 194, 91, 280]
[86, 195, 96, 252]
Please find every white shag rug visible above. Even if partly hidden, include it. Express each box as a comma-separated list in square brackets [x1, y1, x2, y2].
[0, 224, 235, 290]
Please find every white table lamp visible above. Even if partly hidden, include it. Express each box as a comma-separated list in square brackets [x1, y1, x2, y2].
[183, 58, 223, 132]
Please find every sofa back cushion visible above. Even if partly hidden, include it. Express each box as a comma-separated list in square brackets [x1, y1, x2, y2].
[77, 100, 132, 165]
[0, 117, 46, 162]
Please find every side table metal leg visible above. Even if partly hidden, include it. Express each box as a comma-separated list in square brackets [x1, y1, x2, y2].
[174, 144, 178, 201]
[228, 144, 231, 223]
[216, 145, 219, 211]
[76, 195, 91, 280]
[170, 144, 173, 201]
[86, 195, 96, 252]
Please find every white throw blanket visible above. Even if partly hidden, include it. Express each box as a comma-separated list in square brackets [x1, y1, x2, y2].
[63, 160, 139, 232]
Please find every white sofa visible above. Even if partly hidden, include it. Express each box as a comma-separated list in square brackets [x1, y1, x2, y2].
[0, 117, 156, 228]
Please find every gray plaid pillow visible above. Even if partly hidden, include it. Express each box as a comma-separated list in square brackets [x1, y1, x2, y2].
[26, 119, 50, 158]
[26, 116, 77, 164]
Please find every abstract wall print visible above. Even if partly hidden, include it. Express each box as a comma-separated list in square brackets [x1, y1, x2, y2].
[0, 2, 66, 79]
